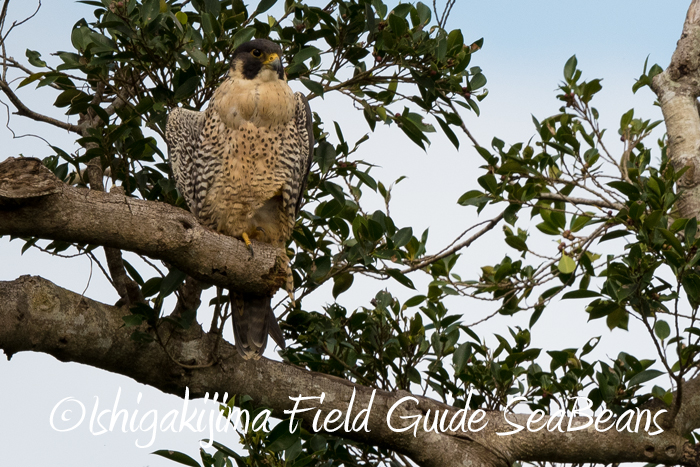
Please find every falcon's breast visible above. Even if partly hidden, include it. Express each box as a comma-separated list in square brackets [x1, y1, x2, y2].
[195, 72, 310, 248]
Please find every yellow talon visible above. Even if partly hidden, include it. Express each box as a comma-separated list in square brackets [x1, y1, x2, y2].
[242, 232, 254, 257]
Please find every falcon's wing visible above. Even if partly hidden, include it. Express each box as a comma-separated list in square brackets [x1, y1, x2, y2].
[166, 108, 205, 216]
[293, 92, 315, 216]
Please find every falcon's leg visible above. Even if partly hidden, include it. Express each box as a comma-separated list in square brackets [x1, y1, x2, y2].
[241, 232, 255, 257]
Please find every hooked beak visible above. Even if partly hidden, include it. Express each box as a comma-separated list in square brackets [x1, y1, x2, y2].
[262, 53, 283, 74]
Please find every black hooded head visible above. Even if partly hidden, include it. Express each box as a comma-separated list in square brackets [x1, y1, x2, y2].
[230, 39, 284, 80]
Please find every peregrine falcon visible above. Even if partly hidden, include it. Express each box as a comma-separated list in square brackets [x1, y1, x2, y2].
[165, 39, 314, 359]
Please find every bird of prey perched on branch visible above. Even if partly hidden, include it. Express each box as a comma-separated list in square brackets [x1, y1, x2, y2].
[166, 39, 314, 359]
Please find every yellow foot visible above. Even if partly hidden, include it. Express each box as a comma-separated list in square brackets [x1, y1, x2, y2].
[241, 232, 254, 258]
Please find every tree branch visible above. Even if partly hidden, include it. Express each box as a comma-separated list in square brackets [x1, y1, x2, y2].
[0, 157, 285, 295]
[1, 275, 698, 467]
[0, 79, 81, 134]
[537, 192, 624, 211]
[401, 210, 504, 274]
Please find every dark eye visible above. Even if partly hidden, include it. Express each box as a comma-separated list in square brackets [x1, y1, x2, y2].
[251, 49, 262, 58]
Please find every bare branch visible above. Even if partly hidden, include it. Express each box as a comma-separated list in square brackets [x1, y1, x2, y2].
[402, 210, 504, 274]
[537, 193, 624, 211]
[0, 79, 81, 134]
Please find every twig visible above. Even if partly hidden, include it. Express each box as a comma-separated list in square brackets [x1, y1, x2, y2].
[447, 100, 480, 147]
[401, 210, 505, 273]
[537, 192, 624, 211]
[0, 79, 81, 133]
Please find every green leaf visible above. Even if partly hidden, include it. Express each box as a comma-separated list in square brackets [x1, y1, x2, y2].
[599, 230, 631, 243]
[643, 210, 663, 230]
[254, 0, 278, 15]
[300, 78, 324, 96]
[355, 170, 377, 191]
[562, 290, 600, 299]
[266, 420, 299, 452]
[186, 47, 208, 66]
[393, 227, 413, 248]
[686, 216, 698, 243]
[529, 305, 544, 327]
[122, 259, 144, 285]
[292, 46, 321, 65]
[388, 13, 407, 36]
[558, 254, 576, 274]
[232, 27, 256, 50]
[658, 228, 684, 255]
[404, 295, 426, 308]
[141, 0, 161, 24]
[571, 213, 593, 232]
[54, 89, 83, 108]
[332, 272, 354, 299]
[18, 72, 45, 88]
[536, 222, 561, 236]
[563, 55, 577, 81]
[173, 76, 200, 101]
[607, 181, 640, 199]
[453, 343, 469, 372]
[620, 108, 634, 129]
[436, 116, 459, 149]
[469, 72, 487, 90]
[386, 268, 415, 289]
[654, 320, 671, 340]
[203, 0, 221, 17]
[25, 49, 47, 68]
[175, 11, 188, 24]
[160, 268, 187, 297]
[550, 210, 566, 230]
[415, 1, 431, 25]
[122, 314, 144, 327]
[606, 307, 628, 330]
[141, 277, 162, 298]
[457, 190, 487, 206]
[505, 236, 527, 252]
[628, 369, 664, 387]
[152, 450, 201, 467]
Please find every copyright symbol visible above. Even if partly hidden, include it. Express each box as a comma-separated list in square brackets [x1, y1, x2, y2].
[50, 397, 86, 432]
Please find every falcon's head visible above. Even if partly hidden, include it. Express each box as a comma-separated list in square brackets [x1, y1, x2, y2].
[230, 39, 284, 82]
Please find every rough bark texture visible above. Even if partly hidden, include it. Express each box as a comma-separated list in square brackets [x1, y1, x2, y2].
[652, 0, 700, 220]
[2, 275, 700, 467]
[0, 157, 285, 295]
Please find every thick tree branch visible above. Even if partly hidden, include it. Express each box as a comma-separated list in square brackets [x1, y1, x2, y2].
[1, 275, 698, 467]
[0, 157, 286, 295]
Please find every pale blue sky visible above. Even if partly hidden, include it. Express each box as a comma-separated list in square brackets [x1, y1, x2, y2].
[0, 1, 692, 466]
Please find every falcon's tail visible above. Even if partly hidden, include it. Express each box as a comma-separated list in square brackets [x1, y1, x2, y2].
[230, 292, 286, 360]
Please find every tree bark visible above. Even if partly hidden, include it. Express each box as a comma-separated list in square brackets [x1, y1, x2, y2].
[0, 157, 285, 295]
[2, 276, 699, 466]
[652, 0, 700, 221]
